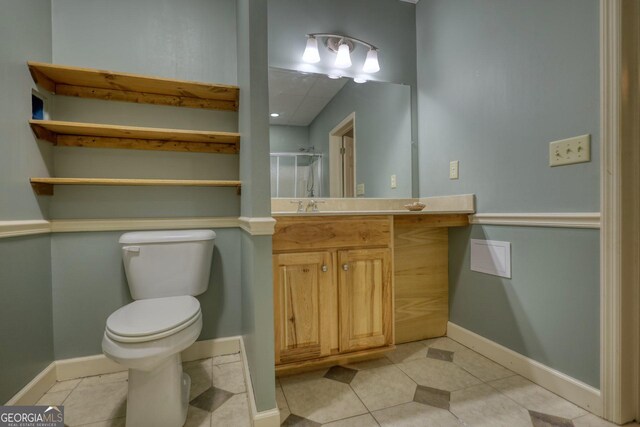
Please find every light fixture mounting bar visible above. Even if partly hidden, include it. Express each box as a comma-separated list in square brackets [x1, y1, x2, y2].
[306, 33, 378, 51]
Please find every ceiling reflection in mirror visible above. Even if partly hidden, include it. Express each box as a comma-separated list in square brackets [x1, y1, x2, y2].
[269, 68, 412, 198]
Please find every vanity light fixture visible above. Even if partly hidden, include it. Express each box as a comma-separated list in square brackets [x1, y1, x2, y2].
[302, 33, 380, 74]
[302, 36, 321, 63]
[270, 113, 280, 117]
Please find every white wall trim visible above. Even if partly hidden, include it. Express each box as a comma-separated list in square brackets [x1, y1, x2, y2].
[0, 217, 277, 239]
[238, 216, 276, 236]
[50, 217, 241, 233]
[447, 322, 603, 416]
[0, 220, 51, 238]
[5, 363, 57, 406]
[6, 337, 248, 406]
[600, 0, 640, 423]
[469, 213, 601, 229]
[239, 337, 280, 427]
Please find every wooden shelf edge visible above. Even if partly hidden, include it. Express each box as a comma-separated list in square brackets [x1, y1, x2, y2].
[29, 120, 240, 154]
[28, 61, 239, 111]
[30, 178, 241, 196]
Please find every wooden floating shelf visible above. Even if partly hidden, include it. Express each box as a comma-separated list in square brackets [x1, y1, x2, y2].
[30, 178, 242, 196]
[29, 120, 240, 154]
[28, 62, 239, 111]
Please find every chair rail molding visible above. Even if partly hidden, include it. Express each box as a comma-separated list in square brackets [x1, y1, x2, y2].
[0, 220, 51, 238]
[0, 217, 277, 238]
[469, 213, 601, 228]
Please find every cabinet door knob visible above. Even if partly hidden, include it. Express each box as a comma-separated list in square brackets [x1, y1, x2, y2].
[342, 264, 349, 271]
[321, 265, 328, 272]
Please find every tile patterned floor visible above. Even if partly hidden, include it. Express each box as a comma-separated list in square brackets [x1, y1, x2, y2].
[37, 352, 250, 426]
[277, 337, 639, 427]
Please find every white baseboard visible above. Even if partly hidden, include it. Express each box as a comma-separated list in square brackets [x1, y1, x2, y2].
[5, 362, 57, 406]
[6, 337, 249, 405]
[447, 322, 603, 416]
[239, 337, 281, 427]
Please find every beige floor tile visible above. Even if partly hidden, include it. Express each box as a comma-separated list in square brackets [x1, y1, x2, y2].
[372, 401, 463, 427]
[344, 357, 393, 371]
[280, 377, 367, 424]
[211, 393, 251, 427]
[452, 348, 513, 382]
[450, 383, 531, 427]
[573, 414, 640, 427]
[76, 418, 126, 427]
[397, 357, 482, 392]
[322, 413, 379, 427]
[79, 371, 128, 386]
[276, 386, 291, 423]
[489, 375, 587, 419]
[350, 365, 417, 411]
[48, 378, 81, 393]
[36, 389, 72, 406]
[184, 358, 213, 400]
[423, 337, 468, 353]
[279, 368, 329, 385]
[63, 380, 127, 426]
[212, 352, 241, 365]
[184, 405, 211, 427]
[211, 361, 245, 394]
[385, 341, 429, 364]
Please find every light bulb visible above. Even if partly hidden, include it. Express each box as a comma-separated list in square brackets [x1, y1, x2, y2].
[353, 77, 368, 84]
[270, 113, 280, 117]
[327, 74, 342, 79]
[335, 43, 352, 69]
[362, 49, 380, 73]
[302, 36, 320, 63]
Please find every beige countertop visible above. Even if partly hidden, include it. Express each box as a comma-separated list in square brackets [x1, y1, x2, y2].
[271, 194, 475, 216]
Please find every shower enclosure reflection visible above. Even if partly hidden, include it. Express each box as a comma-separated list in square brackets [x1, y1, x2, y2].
[270, 148, 323, 198]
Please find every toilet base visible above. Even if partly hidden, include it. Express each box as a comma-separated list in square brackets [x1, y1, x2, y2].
[125, 353, 189, 427]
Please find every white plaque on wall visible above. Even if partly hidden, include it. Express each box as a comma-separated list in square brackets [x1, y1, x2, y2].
[470, 239, 512, 278]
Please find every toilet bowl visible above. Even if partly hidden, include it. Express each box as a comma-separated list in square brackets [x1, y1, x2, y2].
[102, 230, 215, 427]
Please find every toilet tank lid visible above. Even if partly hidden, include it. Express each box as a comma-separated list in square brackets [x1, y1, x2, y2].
[119, 229, 216, 244]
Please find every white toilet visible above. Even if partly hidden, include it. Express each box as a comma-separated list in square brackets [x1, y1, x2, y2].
[102, 229, 215, 427]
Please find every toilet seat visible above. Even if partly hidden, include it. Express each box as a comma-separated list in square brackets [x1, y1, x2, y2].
[106, 295, 201, 343]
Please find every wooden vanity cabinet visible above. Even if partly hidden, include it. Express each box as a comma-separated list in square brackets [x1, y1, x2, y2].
[273, 216, 394, 371]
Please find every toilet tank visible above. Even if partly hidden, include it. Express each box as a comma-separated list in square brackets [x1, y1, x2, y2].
[119, 230, 215, 300]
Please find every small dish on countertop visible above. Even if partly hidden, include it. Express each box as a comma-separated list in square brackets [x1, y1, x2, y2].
[404, 202, 426, 211]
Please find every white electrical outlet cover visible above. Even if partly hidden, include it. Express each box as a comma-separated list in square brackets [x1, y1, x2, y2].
[449, 160, 459, 179]
[356, 183, 365, 196]
[470, 239, 511, 278]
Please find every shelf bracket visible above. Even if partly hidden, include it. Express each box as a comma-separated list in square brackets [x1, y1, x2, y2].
[31, 182, 54, 196]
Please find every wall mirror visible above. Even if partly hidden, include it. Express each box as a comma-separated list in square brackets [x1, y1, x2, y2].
[269, 67, 412, 198]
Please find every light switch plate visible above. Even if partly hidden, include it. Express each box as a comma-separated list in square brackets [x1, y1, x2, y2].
[449, 161, 459, 179]
[356, 183, 365, 196]
[549, 134, 590, 167]
[390, 174, 397, 189]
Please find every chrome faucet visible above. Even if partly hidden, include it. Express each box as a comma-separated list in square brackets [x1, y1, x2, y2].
[290, 200, 304, 213]
[306, 199, 325, 212]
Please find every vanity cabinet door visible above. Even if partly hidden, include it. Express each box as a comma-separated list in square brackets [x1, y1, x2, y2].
[338, 248, 393, 353]
[273, 252, 334, 364]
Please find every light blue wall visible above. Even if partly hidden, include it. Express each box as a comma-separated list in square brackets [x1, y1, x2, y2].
[51, 229, 242, 359]
[0, 0, 53, 220]
[450, 225, 600, 387]
[0, 0, 54, 404]
[50, 0, 240, 219]
[270, 125, 310, 153]
[0, 235, 53, 404]
[308, 80, 412, 198]
[237, 0, 276, 413]
[416, 0, 601, 387]
[417, 0, 599, 212]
